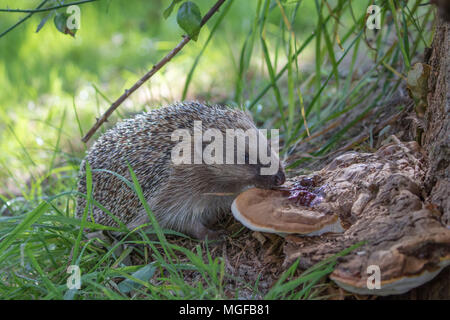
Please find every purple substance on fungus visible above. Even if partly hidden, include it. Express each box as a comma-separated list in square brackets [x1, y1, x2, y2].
[278, 177, 325, 207]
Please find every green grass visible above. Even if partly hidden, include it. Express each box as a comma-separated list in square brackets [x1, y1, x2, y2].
[0, 0, 433, 299]
[0, 161, 363, 299]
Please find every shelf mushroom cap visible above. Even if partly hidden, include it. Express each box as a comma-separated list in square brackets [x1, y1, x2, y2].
[331, 259, 450, 296]
[328, 233, 450, 296]
[231, 188, 344, 236]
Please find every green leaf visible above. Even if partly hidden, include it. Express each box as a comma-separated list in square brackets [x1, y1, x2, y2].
[36, 11, 53, 33]
[54, 12, 77, 37]
[63, 288, 78, 300]
[163, 0, 183, 19]
[54, 13, 67, 33]
[117, 263, 157, 293]
[176, 1, 202, 41]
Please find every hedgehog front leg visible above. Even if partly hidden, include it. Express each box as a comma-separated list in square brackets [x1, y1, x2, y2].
[158, 205, 224, 240]
[186, 221, 223, 240]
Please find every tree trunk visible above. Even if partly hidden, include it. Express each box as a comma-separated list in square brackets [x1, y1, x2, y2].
[423, 17, 450, 226]
[393, 15, 449, 300]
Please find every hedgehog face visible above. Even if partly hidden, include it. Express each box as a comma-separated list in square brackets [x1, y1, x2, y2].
[206, 163, 262, 187]
[249, 159, 286, 189]
[203, 127, 286, 190]
[239, 126, 285, 189]
[204, 160, 285, 191]
[242, 148, 286, 190]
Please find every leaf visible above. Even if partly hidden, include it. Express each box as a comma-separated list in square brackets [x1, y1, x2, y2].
[176, 1, 202, 41]
[63, 288, 78, 300]
[54, 13, 67, 33]
[163, 0, 183, 19]
[54, 12, 77, 37]
[36, 11, 53, 33]
[117, 263, 157, 293]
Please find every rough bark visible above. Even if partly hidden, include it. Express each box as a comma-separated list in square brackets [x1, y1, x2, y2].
[423, 17, 450, 226]
[395, 15, 450, 300]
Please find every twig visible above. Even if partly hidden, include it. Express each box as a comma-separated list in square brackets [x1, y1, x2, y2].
[0, 0, 98, 13]
[81, 0, 227, 143]
[0, 0, 48, 38]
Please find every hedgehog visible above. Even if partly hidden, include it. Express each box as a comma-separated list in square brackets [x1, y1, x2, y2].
[76, 101, 285, 239]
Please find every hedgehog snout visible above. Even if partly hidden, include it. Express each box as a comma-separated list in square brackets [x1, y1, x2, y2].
[253, 166, 286, 189]
[267, 168, 285, 187]
[272, 169, 286, 186]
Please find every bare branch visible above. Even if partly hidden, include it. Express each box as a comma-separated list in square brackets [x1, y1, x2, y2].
[81, 0, 227, 143]
[0, 0, 48, 38]
[0, 0, 98, 13]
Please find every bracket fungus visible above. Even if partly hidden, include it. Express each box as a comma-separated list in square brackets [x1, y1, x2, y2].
[231, 177, 344, 236]
[233, 140, 450, 296]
